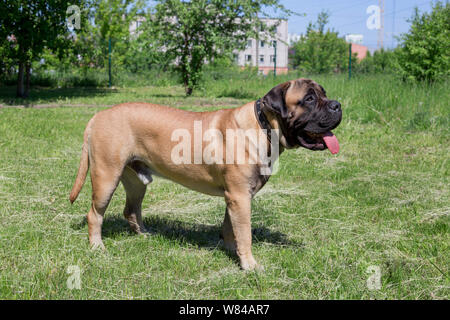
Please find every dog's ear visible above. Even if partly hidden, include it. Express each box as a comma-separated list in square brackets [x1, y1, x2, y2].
[262, 81, 291, 118]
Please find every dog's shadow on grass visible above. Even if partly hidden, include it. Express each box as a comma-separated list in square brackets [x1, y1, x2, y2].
[72, 214, 303, 251]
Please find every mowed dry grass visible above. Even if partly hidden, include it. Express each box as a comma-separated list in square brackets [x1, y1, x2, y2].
[0, 74, 448, 299]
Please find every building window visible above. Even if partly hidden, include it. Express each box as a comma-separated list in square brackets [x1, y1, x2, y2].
[260, 40, 265, 48]
[245, 55, 252, 62]
[259, 55, 264, 63]
[271, 40, 277, 48]
[247, 40, 252, 48]
[270, 55, 275, 63]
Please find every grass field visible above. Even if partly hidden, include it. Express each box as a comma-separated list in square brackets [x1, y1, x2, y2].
[0, 74, 448, 299]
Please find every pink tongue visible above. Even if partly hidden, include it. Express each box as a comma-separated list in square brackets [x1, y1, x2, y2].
[323, 132, 339, 154]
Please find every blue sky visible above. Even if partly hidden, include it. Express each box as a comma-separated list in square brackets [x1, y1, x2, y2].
[144, 0, 437, 50]
[277, 0, 436, 49]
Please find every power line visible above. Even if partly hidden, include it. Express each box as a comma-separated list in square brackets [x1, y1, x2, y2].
[330, 0, 373, 14]
[378, 0, 384, 50]
[300, 0, 374, 19]
[302, 0, 372, 10]
[384, 1, 431, 18]
[303, 0, 375, 22]
[392, 0, 396, 47]
[333, 0, 430, 29]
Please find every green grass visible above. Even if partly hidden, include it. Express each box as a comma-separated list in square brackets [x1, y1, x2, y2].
[0, 74, 448, 299]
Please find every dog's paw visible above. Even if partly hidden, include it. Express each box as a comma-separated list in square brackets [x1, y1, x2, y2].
[254, 263, 265, 272]
[90, 241, 105, 251]
[137, 227, 150, 237]
[240, 256, 263, 272]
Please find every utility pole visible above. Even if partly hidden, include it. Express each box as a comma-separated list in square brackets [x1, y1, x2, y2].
[108, 37, 112, 88]
[256, 38, 259, 70]
[348, 43, 352, 80]
[256, 25, 259, 71]
[377, 0, 385, 50]
[273, 40, 277, 78]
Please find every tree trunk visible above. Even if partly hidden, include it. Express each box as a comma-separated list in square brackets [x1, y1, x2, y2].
[182, 66, 192, 96]
[16, 61, 25, 98]
[25, 62, 31, 98]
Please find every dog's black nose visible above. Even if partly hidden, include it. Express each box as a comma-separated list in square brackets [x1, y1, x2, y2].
[328, 101, 341, 113]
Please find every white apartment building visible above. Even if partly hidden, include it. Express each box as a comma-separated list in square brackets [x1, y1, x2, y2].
[129, 16, 146, 37]
[235, 19, 289, 75]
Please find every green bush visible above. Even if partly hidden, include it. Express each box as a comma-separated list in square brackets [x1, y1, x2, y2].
[397, 1, 450, 82]
[113, 69, 179, 88]
[29, 70, 107, 88]
[354, 49, 397, 74]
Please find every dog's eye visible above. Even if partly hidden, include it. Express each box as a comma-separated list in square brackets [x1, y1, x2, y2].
[305, 95, 315, 103]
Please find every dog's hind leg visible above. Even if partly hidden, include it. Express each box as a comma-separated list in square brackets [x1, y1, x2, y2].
[87, 164, 121, 250]
[120, 164, 150, 234]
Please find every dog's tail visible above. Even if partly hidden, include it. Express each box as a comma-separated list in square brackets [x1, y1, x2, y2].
[69, 118, 93, 204]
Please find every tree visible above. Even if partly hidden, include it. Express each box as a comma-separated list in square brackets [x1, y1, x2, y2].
[149, 0, 293, 95]
[397, 1, 450, 82]
[0, 0, 83, 97]
[123, 14, 173, 74]
[0, 39, 16, 82]
[290, 11, 355, 74]
[72, 0, 145, 72]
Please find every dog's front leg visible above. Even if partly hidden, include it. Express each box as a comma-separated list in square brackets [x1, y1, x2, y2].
[223, 191, 260, 271]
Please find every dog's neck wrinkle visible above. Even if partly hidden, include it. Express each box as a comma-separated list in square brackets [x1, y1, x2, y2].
[260, 105, 291, 149]
[263, 109, 279, 131]
[234, 102, 287, 152]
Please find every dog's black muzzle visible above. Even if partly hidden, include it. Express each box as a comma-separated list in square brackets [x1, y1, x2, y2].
[301, 100, 342, 134]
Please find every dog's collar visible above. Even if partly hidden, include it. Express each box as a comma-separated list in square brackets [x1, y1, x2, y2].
[254, 99, 272, 143]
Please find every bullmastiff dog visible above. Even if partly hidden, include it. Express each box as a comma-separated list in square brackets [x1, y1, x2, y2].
[69, 78, 342, 270]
